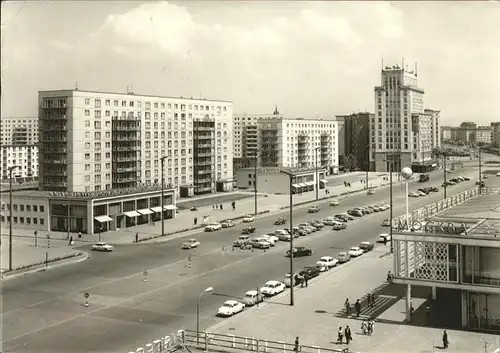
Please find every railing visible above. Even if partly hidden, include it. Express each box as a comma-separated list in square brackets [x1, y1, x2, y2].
[128, 329, 348, 353]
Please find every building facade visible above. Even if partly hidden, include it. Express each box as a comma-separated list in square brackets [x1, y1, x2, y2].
[0, 117, 39, 180]
[410, 110, 442, 172]
[257, 117, 338, 173]
[441, 122, 494, 145]
[38, 89, 233, 196]
[475, 126, 492, 145]
[441, 126, 453, 141]
[492, 122, 500, 146]
[340, 113, 371, 171]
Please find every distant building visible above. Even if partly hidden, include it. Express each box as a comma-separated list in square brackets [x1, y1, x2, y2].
[475, 126, 492, 144]
[425, 109, 441, 150]
[441, 126, 453, 141]
[442, 122, 493, 145]
[338, 113, 371, 171]
[492, 122, 500, 146]
[0, 117, 39, 180]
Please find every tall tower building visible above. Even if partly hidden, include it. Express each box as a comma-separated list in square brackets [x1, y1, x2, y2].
[372, 62, 424, 172]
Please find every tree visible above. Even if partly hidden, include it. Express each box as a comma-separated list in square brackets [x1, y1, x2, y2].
[343, 154, 359, 171]
[431, 147, 444, 159]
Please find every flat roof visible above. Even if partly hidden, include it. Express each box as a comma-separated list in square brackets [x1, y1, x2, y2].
[39, 89, 232, 104]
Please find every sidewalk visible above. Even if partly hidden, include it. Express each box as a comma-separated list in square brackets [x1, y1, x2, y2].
[206, 248, 499, 353]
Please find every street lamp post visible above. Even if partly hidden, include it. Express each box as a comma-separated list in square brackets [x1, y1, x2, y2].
[382, 159, 395, 253]
[280, 170, 295, 306]
[8, 165, 19, 271]
[314, 147, 320, 201]
[67, 203, 71, 240]
[254, 152, 258, 215]
[160, 156, 167, 237]
[401, 167, 413, 322]
[196, 287, 214, 344]
[478, 147, 483, 194]
[443, 153, 448, 199]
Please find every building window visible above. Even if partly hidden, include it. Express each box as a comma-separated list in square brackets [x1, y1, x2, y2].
[40, 206, 44, 212]
[20, 205, 24, 212]
[33, 205, 38, 212]
[40, 218, 44, 225]
[33, 217, 37, 224]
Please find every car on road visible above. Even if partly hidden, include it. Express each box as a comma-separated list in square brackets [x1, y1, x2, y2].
[348, 209, 363, 217]
[316, 256, 338, 270]
[248, 238, 271, 249]
[260, 234, 279, 245]
[322, 217, 339, 225]
[463, 176, 471, 181]
[419, 174, 430, 182]
[260, 280, 286, 297]
[274, 217, 287, 225]
[417, 190, 427, 197]
[381, 219, 391, 227]
[275, 231, 292, 241]
[181, 239, 200, 249]
[205, 223, 222, 232]
[308, 206, 320, 213]
[329, 199, 340, 206]
[242, 290, 263, 306]
[221, 220, 235, 228]
[348, 246, 364, 257]
[332, 223, 347, 231]
[284, 273, 300, 287]
[243, 215, 255, 223]
[299, 266, 320, 279]
[310, 220, 324, 229]
[285, 246, 313, 257]
[367, 189, 375, 195]
[233, 235, 250, 247]
[365, 206, 376, 213]
[371, 205, 382, 212]
[242, 226, 256, 234]
[92, 242, 114, 252]
[217, 300, 245, 317]
[408, 192, 420, 197]
[476, 181, 486, 187]
[337, 251, 350, 263]
[377, 203, 390, 211]
[377, 233, 391, 243]
[428, 187, 439, 192]
[359, 241, 374, 252]
[298, 223, 316, 233]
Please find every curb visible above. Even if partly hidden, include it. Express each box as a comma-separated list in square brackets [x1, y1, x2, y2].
[1, 251, 89, 281]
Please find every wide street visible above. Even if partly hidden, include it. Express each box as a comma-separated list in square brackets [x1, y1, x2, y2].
[0, 166, 484, 352]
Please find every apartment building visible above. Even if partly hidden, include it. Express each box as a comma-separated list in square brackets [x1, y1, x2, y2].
[257, 117, 338, 173]
[38, 89, 233, 195]
[475, 126, 492, 144]
[0, 117, 39, 180]
[442, 122, 494, 145]
[441, 126, 453, 141]
[338, 113, 371, 171]
[372, 63, 425, 172]
[492, 122, 500, 146]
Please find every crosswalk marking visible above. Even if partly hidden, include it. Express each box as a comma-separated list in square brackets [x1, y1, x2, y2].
[334, 294, 399, 320]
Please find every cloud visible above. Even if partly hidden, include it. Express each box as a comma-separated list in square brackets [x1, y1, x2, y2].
[49, 39, 73, 51]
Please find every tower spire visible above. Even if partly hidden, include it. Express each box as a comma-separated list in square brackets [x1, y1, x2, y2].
[273, 105, 280, 115]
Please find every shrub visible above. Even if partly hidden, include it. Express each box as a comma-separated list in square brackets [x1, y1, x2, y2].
[5, 251, 85, 273]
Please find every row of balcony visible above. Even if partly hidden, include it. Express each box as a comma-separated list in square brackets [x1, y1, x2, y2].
[112, 146, 141, 152]
[112, 116, 140, 121]
[41, 136, 67, 142]
[113, 177, 137, 183]
[44, 170, 67, 176]
[113, 156, 139, 162]
[115, 166, 140, 173]
[42, 148, 67, 153]
[43, 181, 68, 187]
[42, 126, 68, 131]
[195, 176, 212, 183]
[195, 152, 213, 157]
[113, 125, 141, 131]
[194, 126, 215, 131]
[44, 159, 68, 164]
[195, 143, 213, 148]
[112, 137, 141, 142]
[40, 114, 67, 120]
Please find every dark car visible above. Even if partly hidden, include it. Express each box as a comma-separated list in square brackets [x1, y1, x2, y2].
[463, 176, 471, 181]
[476, 181, 486, 187]
[274, 217, 287, 225]
[419, 174, 430, 182]
[285, 246, 313, 258]
[310, 220, 324, 229]
[348, 209, 363, 217]
[417, 188, 429, 195]
[242, 226, 256, 234]
[334, 214, 349, 222]
[429, 187, 439, 192]
[299, 266, 320, 279]
[359, 241, 374, 252]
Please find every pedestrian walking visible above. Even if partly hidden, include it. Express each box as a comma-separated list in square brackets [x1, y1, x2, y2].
[368, 320, 374, 335]
[442, 330, 448, 349]
[135, 233, 139, 243]
[366, 293, 371, 307]
[355, 299, 361, 317]
[344, 298, 350, 315]
[304, 275, 308, 287]
[187, 256, 192, 268]
[361, 320, 367, 335]
[212, 204, 215, 210]
[299, 274, 305, 288]
[337, 327, 343, 344]
[78, 231, 82, 238]
[345, 326, 352, 344]
[220, 204, 223, 210]
[69, 235, 74, 246]
[194, 217, 198, 225]
[294, 337, 300, 353]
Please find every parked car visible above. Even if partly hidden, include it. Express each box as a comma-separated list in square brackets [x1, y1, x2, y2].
[299, 266, 320, 279]
[221, 220, 235, 228]
[260, 280, 286, 297]
[337, 251, 350, 263]
[348, 246, 364, 257]
[260, 234, 279, 245]
[359, 241, 374, 252]
[233, 235, 250, 247]
[310, 220, 324, 228]
[332, 223, 347, 231]
[308, 206, 320, 213]
[365, 206, 376, 213]
[205, 223, 222, 232]
[248, 238, 271, 249]
[381, 219, 391, 227]
[429, 187, 439, 192]
[217, 300, 245, 317]
[285, 246, 313, 258]
[242, 226, 256, 234]
[274, 217, 287, 225]
[92, 242, 114, 252]
[243, 215, 255, 223]
[334, 214, 349, 222]
[242, 290, 263, 306]
[329, 199, 339, 206]
[348, 209, 363, 217]
[408, 192, 420, 197]
[367, 189, 375, 195]
[463, 176, 471, 181]
[377, 233, 391, 243]
[316, 256, 338, 270]
[417, 190, 427, 197]
[284, 272, 300, 287]
[322, 217, 339, 225]
[181, 239, 200, 249]
[419, 174, 430, 182]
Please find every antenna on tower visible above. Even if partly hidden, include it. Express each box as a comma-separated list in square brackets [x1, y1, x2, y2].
[75, 81, 79, 91]
[402, 57, 405, 71]
[415, 62, 418, 77]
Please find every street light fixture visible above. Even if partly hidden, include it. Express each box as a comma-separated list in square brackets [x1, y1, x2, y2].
[314, 147, 320, 201]
[196, 286, 214, 344]
[401, 166, 413, 323]
[160, 156, 167, 237]
[382, 158, 395, 253]
[253, 151, 258, 215]
[443, 152, 448, 199]
[8, 165, 19, 271]
[280, 169, 295, 306]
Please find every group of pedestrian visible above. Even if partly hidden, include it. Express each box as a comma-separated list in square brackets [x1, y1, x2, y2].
[343, 181, 352, 187]
[294, 273, 308, 287]
[361, 319, 375, 335]
[337, 326, 352, 344]
[325, 189, 330, 195]
[344, 298, 362, 317]
[212, 204, 224, 210]
[367, 293, 376, 308]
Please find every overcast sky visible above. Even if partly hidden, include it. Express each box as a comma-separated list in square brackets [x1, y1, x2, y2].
[1, 1, 499, 125]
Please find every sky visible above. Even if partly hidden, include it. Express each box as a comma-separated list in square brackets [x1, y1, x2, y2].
[1, 1, 500, 125]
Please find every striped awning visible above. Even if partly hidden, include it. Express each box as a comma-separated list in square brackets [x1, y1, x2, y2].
[124, 211, 140, 217]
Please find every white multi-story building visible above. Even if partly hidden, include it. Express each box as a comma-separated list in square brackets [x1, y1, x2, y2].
[425, 109, 441, 150]
[373, 63, 425, 172]
[38, 89, 233, 195]
[257, 117, 338, 173]
[475, 126, 492, 144]
[0, 117, 39, 180]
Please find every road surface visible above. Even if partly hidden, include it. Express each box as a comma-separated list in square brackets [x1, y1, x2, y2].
[1, 166, 483, 353]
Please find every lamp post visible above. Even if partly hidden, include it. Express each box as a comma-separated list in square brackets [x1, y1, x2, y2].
[280, 170, 295, 306]
[314, 147, 320, 200]
[67, 203, 71, 240]
[401, 166, 413, 322]
[254, 151, 258, 215]
[8, 165, 19, 271]
[382, 158, 395, 253]
[160, 156, 167, 237]
[478, 147, 483, 194]
[443, 153, 448, 199]
[196, 286, 214, 344]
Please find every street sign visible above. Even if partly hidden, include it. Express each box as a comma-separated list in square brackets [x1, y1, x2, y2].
[84, 292, 89, 299]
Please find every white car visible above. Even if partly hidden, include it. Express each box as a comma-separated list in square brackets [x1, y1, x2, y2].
[408, 192, 420, 197]
[243, 215, 255, 223]
[329, 200, 339, 206]
[242, 290, 263, 306]
[260, 280, 286, 297]
[316, 256, 338, 271]
[217, 300, 245, 317]
[92, 242, 114, 252]
[337, 251, 350, 263]
[181, 239, 200, 249]
[322, 217, 338, 226]
[221, 220, 235, 228]
[308, 206, 320, 213]
[377, 233, 391, 243]
[260, 234, 279, 245]
[204, 223, 222, 232]
[348, 246, 364, 257]
[417, 191, 427, 197]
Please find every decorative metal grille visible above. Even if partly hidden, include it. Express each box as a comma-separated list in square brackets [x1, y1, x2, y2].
[414, 242, 449, 281]
[398, 240, 406, 277]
